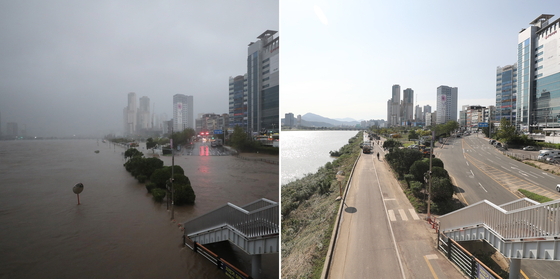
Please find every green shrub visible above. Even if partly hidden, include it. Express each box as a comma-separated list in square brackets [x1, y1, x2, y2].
[431, 166, 450, 180]
[137, 175, 147, 183]
[404, 174, 415, 188]
[174, 183, 196, 205]
[410, 181, 424, 196]
[409, 160, 429, 182]
[146, 182, 157, 193]
[150, 166, 185, 189]
[151, 188, 166, 202]
[431, 177, 454, 202]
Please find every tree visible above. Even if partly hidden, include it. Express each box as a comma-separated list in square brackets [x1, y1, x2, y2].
[383, 139, 402, 150]
[497, 117, 517, 143]
[124, 148, 143, 159]
[409, 160, 429, 182]
[172, 173, 196, 205]
[408, 130, 419, 140]
[385, 148, 424, 178]
[150, 166, 185, 189]
[230, 125, 248, 150]
[146, 137, 157, 151]
[431, 177, 454, 202]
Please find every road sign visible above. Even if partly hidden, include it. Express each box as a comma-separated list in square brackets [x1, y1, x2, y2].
[214, 129, 223, 134]
[478, 122, 488, 127]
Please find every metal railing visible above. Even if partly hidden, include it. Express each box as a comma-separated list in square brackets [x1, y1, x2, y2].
[437, 233, 502, 279]
[499, 198, 540, 211]
[184, 198, 279, 239]
[440, 199, 560, 240]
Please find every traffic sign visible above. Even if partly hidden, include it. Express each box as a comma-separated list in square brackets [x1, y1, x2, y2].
[478, 122, 488, 127]
[214, 129, 223, 134]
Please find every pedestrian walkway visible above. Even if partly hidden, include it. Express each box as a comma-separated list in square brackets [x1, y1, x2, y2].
[387, 208, 421, 222]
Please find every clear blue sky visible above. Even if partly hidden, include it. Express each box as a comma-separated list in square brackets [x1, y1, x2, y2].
[280, 0, 557, 121]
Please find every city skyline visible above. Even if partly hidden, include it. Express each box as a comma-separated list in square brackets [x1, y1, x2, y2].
[0, 1, 278, 137]
[280, 1, 557, 122]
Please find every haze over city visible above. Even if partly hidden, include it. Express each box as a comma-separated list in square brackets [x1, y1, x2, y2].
[0, 1, 278, 137]
[280, 0, 557, 121]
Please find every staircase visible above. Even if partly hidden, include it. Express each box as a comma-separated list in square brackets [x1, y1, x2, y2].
[439, 198, 560, 261]
[183, 198, 279, 255]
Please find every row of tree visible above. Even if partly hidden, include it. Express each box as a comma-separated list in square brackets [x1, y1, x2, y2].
[123, 148, 196, 205]
[383, 139, 456, 214]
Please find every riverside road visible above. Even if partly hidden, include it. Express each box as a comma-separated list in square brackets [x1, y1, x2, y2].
[438, 133, 560, 279]
[328, 134, 461, 279]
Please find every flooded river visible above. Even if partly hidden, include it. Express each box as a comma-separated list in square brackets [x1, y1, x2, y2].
[0, 140, 278, 278]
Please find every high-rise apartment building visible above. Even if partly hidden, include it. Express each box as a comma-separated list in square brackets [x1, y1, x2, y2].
[123, 92, 137, 135]
[402, 88, 414, 125]
[517, 14, 560, 131]
[284, 113, 295, 127]
[137, 96, 151, 131]
[247, 30, 279, 135]
[415, 105, 423, 122]
[229, 74, 248, 132]
[436, 85, 458, 124]
[389, 84, 401, 126]
[173, 94, 194, 131]
[496, 63, 517, 124]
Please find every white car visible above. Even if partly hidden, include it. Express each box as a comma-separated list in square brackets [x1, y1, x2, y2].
[557, 184, 560, 192]
[523, 146, 537, 151]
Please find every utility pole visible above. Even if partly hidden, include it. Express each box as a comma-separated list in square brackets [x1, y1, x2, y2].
[427, 130, 434, 221]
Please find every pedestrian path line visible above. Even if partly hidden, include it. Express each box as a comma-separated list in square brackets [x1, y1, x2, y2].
[398, 209, 408, 221]
[388, 209, 396, 221]
[409, 209, 420, 220]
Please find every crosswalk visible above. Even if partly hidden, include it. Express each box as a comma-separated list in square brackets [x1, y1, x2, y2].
[387, 208, 420, 221]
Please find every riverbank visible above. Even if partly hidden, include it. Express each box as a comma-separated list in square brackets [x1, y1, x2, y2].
[281, 132, 362, 278]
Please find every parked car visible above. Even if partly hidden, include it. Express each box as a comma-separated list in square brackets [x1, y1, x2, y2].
[489, 139, 496, 145]
[523, 146, 537, 151]
[545, 156, 560, 162]
[556, 184, 560, 192]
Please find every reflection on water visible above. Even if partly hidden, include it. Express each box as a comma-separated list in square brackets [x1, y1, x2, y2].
[0, 140, 278, 278]
[281, 130, 359, 185]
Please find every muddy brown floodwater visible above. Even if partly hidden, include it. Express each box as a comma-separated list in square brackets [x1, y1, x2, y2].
[0, 140, 278, 278]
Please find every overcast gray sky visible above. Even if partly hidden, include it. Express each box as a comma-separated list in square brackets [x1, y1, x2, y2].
[0, 0, 278, 137]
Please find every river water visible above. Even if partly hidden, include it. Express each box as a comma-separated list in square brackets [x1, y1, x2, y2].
[281, 130, 359, 185]
[0, 140, 278, 278]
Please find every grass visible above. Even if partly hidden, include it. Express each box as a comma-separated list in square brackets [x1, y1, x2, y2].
[518, 189, 553, 203]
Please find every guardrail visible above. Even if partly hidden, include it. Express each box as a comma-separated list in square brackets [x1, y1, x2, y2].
[440, 199, 560, 240]
[184, 198, 278, 239]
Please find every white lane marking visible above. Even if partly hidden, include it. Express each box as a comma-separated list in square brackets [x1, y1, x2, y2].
[409, 209, 420, 220]
[463, 148, 465, 153]
[487, 159, 494, 163]
[398, 209, 408, 221]
[384, 198, 396, 201]
[479, 183, 488, 192]
[543, 172, 556, 178]
[388, 209, 396, 222]
[466, 161, 469, 166]
[501, 166, 511, 171]
[529, 171, 544, 178]
[470, 170, 475, 177]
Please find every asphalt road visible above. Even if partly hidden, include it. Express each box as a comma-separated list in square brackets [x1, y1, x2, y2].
[328, 134, 461, 279]
[438, 133, 560, 279]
